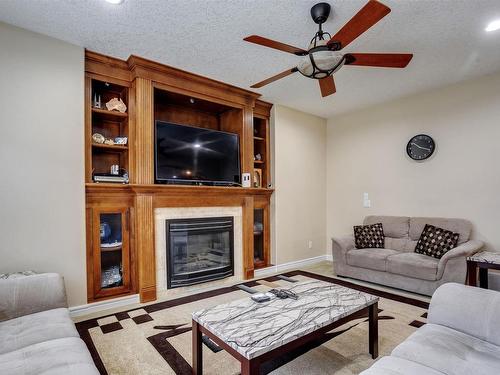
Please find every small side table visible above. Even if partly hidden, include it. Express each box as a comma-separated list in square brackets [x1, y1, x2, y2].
[466, 251, 500, 289]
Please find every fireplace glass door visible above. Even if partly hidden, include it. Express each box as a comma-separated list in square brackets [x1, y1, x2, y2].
[166, 217, 234, 288]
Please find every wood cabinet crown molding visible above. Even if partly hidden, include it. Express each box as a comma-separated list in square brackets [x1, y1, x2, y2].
[254, 100, 273, 118]
[85, 50, 131, 82]
[128, 55, 260, 98]
[84, 50, 261, 108]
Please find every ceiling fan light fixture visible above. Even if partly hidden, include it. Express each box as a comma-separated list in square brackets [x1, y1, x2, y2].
[297, 48, 345, 79]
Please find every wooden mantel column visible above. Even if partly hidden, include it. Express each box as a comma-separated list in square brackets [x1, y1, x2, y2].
[133, 77, 154, 184]
[135, 193, 156, 302]
[134, 77, 156, 302]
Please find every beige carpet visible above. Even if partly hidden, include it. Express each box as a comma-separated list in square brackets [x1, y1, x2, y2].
[76, 271, 428, 375]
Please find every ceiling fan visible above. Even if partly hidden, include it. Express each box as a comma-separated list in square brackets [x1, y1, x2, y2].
[244, 0, 413, 97]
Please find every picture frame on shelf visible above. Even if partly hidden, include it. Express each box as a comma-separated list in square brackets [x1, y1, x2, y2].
[253, 168, 262, 188]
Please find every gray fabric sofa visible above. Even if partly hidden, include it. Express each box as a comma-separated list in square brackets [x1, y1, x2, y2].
[332, 216, 483, 296]
[360, 283, 500, 375]
[0, 273, 99, 374]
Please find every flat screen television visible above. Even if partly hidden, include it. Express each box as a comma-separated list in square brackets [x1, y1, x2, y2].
[155, 121, 240, 185]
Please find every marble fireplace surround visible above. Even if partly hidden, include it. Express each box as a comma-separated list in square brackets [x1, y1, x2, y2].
[155, 206, 243, 297]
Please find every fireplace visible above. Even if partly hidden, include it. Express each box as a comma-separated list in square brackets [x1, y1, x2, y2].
[166, 217, 234, 288]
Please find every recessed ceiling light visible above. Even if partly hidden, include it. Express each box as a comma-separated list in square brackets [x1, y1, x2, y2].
[485, 19, 500, 32]
[193, 143, 201, 148]
[105, 0, 124, 4]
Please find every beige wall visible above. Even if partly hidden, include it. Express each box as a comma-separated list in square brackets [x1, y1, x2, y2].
[0, 22, 86, 306]
[272, 105, 327, 264]
[326, 72, 500, 252]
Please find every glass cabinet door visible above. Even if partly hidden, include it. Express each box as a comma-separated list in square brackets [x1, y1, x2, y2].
[93, 207, 130, 297]
[253, 199, 271, 270]
[254, 209, 264, 265]
[100, 213, 124, 289]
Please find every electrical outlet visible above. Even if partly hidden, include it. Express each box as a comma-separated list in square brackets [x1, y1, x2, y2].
[308, 240, 313, 249]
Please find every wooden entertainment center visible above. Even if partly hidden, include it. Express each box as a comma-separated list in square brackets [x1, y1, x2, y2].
[84, 50, 273, 303]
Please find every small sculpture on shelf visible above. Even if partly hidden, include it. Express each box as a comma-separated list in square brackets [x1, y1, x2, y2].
[93, 93, 102, 109]
[92, 133, 105, 144]
[254, 153, 262, 161]
[92, 133, 128, 147]
[114, 137, 128, 145]
[106, 97, 127, 113]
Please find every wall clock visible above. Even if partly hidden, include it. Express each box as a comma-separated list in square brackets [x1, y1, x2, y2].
[406, 134, 435, 161]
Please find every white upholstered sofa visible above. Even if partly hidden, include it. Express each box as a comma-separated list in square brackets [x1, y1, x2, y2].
[361, 283, 500, 375]
[332, 216, 484, 295]
[0, 273, 99, 374]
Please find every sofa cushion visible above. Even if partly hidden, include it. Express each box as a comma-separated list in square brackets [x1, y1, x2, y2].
[409, 217, 471, 244]
[384, 237, 410, 252]
[387, 253, 439, 281]
[0, 308, 78, 355]
[354, 223, 385, 249]
[392, 323, 500, 375]
[429, 283, 500, 347]
[347, 248, 399, 271]
[364, 216, 410, 238]
[414, 224, 459, 259]
[0, 337, 99, 375]
[0, 273, 67, 322]
[359, 356, 445, 375]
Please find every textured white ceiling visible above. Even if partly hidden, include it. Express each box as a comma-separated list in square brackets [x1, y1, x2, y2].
[1, 0, 500, 118]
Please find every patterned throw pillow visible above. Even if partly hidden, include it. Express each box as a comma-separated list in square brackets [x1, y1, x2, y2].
[353, 223, 385, 249]
[415, 224, 459, 259]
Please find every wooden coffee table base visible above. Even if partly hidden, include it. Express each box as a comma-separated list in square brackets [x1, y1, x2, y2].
[192, 302, 378, 375]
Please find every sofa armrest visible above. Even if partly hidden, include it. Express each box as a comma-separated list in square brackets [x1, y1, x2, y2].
[332, 235, 355, 264]
[436, 239, 483, 279]
[0, 273, 67, 321]
[428, 283, 500, 346]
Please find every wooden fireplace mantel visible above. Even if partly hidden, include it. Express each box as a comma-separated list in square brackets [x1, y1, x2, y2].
[86, 183, 274, 197]
[84, 50, 273, 303]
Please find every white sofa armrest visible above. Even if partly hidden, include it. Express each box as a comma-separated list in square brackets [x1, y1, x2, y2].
[428, 283, 500, 346]
[332, 235, 355, 264]
[0, 273, 67, 321]
[436, 239, 483, 279]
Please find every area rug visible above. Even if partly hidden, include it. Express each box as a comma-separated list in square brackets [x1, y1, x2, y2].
[76, 270, 429, 375]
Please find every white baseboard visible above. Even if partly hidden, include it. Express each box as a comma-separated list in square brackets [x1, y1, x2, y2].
[254, 254, 331, 278]
[69, 294, 140, 318]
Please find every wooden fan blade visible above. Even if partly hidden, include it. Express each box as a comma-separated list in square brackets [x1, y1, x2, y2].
[328, 0, 391, 49]
[345, 53, 413, 68]
[318, 76, 336, 97]
[250, 68, 298, 88]
[244, 35, 308, 56]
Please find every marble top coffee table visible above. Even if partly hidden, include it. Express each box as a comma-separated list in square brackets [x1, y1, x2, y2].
[192, 279, 379, 375]
[467, 251, 500, 289]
